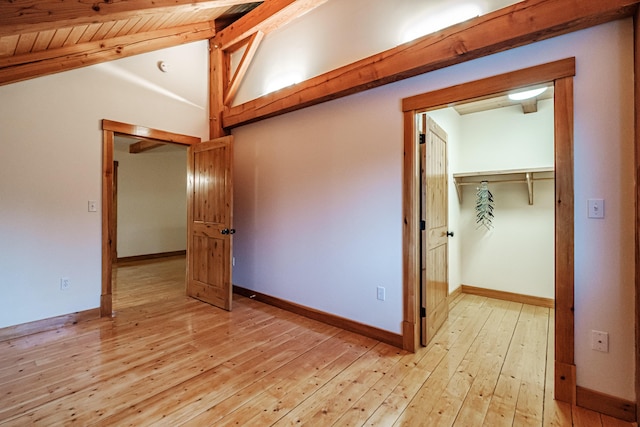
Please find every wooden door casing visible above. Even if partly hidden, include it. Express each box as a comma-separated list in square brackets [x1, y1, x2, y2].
[187, 136, 234, 311]
[421, 114, 449, 346]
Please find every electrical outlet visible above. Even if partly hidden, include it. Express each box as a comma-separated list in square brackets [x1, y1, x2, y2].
[60, 277, 70, 291]
[591, 330, 608, 352]
[376, 286, 385, 301]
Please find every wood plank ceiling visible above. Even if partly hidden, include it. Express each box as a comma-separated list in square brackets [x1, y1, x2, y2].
[0, 0, 262, 86]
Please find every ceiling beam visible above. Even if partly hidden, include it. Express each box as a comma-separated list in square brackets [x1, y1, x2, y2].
[209, 0, 327, 138]
[521, 99, 538, 114]
[129, 140, 166, 153]
[0, 21, 215, 86]
[0, 0, 254, 37]
[224, 30, 264, 106]
[212, 0, 328, 50]
[221, 0, 640, 129]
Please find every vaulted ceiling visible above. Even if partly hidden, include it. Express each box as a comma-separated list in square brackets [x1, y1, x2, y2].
[0, 0, 264, 86]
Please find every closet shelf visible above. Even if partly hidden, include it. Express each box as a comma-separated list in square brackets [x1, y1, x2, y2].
[452, 167, 554, 205]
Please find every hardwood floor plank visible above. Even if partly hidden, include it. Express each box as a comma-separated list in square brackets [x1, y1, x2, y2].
[483, 303, 537, 426]
[3, 302, 314, 424]
[93, 317, 340, 426]
[364, 294, 488, 426]
[451, 300, 522, 426]
[422, 299, 515, 426]
[543, 310, 574, 426]
[572, 405, 604, 426]
[391, 296, 496, 426]
[211, 332, 379, 426]
[188, 330, 375, 426]
[513, 305, 549, 425]
[601, 414, 638, 427]
[0, 302, 267, 420]
[0, 258, 636, 427]
[269, 342, 403, 426]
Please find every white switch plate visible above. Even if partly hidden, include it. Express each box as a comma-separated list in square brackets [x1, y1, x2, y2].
[376, 286, 385, 301]
[88, 200, 97, 212]
[587, 199, 604, 219]
[592, 330, 609, 352]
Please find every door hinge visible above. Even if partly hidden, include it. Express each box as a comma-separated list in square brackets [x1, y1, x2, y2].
[419, 134, 426, 144]
[420, 307, 426, 318]
[420, 220, 426, 231]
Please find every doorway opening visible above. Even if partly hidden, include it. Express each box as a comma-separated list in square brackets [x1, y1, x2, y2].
[101, 120, 201, 317]
[420, 83, 556, 345]
[401, 58, 576, 403]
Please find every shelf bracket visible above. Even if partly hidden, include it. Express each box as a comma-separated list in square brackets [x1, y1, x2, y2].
[526, 172, 533, 205]
[453, 177, 463, 203]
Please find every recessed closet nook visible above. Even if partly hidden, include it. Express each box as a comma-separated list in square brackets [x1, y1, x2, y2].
[428, 88, 555, 302]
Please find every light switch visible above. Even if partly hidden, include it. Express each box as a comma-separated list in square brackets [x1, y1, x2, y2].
[587, 199, 604, 219]
[88, 200, 97, 212]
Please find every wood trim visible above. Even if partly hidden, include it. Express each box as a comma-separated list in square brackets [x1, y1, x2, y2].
[117, 250, 186, 264]
[111, 160, 119, 261]
[0, 22, 216, 87]
[223, 31, 264, 106]
[129, 140, 166, 154]
[0, 308, 100, 342]
[402, 58, 576, 112]
[402, 109, 420, 353]
[102, 120, 201, 145]
[576, 386, 637, 422]
[101, 129, 114, 318]
[460, 285, 554, 308]
[554, 75, 575, 404]
[401, 59, 576, 403]
[0, 0, 249, 37]
[233, 285, 404, 349]
[449, 286, 463, 299]
[101, 121, 201, 318]
[634, 6, 640, 422]
[555, 361, 577, 405]
[221, 0, 636, 129]
[186, 144, 194, 296]
[210, 39, 229, 139]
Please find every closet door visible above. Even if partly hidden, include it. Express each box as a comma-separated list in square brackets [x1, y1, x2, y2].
[421, 114, 449, 346]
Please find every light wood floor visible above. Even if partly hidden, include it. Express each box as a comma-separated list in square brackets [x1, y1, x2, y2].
[0, 256, 635, 426]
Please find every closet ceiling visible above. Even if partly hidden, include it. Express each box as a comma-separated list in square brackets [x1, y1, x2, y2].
[453, 86, 554, 115]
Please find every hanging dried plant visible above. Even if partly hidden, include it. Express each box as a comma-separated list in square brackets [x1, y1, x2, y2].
[476, 181, 494, 230]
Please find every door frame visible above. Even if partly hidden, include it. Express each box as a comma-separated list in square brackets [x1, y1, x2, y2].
[100, 119, 200, 317]
[401, 58, 576, 403]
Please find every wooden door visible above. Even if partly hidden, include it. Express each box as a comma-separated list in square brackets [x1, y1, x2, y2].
[111, 161, 118, 262]
[186, 136, 234, 311]
[421, 114, 449, 346]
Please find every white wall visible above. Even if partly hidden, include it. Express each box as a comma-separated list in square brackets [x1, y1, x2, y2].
[0, 1, 634, 403]
[0, 41, 209, 328]
[429, 100, 555, 299]
[234, 0, 522, 104]
[232, 13, 635, 400]
[233, 92, 403, 333]
[454, 100, 554, 299]
[114, 143, 187, 258]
